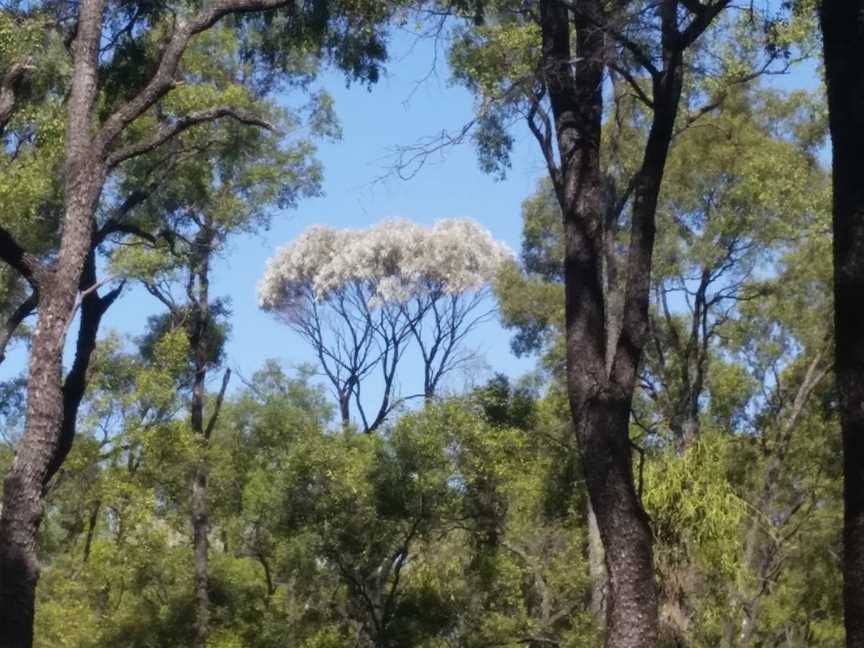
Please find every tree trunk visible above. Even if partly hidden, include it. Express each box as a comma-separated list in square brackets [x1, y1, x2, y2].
[0, 1, 106, 642]
[579, 393, 658, 648]
[339, 390, 351, 429]
[190, 228, 214, 648]
[821, 4, 864, 647]
[0, 177, 106, 648]
[192, 463, 210, 648]
[587, 499, 607, 621]
[541, 0, 660, 644]
[0, 190, 105, 646]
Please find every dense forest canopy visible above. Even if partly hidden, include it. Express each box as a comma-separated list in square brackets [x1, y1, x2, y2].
[0, 1, 862, 647]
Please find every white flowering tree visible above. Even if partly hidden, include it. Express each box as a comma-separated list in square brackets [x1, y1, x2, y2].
[259, 218, 512, 431]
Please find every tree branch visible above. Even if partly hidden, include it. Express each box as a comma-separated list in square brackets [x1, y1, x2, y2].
[94, 190, 151, 245]
[106, 107, 275, 168]
[44, 252, 125, 488]
[96, 0, 296, 154]
[204, 368, 231, 439]
[0, 290, 38, 364]
[0, 225, 43, 288]
[0, 59, 35, 133]
[680, 0, 731, 49]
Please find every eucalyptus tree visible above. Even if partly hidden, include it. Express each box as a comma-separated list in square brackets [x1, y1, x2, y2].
[0, 0, 389, 644]
[118, 99, 325, 644]
[444, 1, 816, 642]
[495, 80, 830, 642]
[820, 2, 864, 646]
[258, 218, 511, 431]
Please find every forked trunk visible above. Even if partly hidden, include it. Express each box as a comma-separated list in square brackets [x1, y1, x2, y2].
[549, 0, 660, 643]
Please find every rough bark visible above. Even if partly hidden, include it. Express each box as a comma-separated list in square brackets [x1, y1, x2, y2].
[821, 4, 864, 647]
[0, 0, 299, 642]
[0, 0, 107, 642]
[540, 0, 658, 644]
[534, 1, 727, 645]
[587, 500, 608, 620]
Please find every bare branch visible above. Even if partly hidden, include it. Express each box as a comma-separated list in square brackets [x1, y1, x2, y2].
[608, 62, 654, 109]
[204, 368, 232, 439]
[380, 118, 477, 181]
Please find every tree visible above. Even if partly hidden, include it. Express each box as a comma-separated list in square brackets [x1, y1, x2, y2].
[820, 2, 864, 646]
[0, 0, 389, 643]
[258, 218, 511, 431]
[129, 128, 319, 645]
[494, 77, 830, 643]
[445, 1, 815, 642]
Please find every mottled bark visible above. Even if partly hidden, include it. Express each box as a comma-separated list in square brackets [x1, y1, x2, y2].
[821, 4, 864, 647]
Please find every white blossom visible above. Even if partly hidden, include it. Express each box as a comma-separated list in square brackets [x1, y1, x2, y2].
[257, 218, 513, 312]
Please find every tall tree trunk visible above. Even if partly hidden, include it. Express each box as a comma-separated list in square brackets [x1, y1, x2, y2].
[0, 176, 106, 648]
[541, 0, 660, 644]
[0, 1, 106, 642]
[821, 4, 864, 647]
[190, 227, 214, 648]
[191, 463, 209, 648]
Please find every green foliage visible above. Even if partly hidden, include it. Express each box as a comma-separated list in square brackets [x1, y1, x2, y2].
[645, 433, 746, 576]
[31, 362, 603, 647]
[1, 2, 844, 646]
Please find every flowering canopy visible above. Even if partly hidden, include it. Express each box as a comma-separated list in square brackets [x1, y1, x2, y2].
[257, 218, 513, 313]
